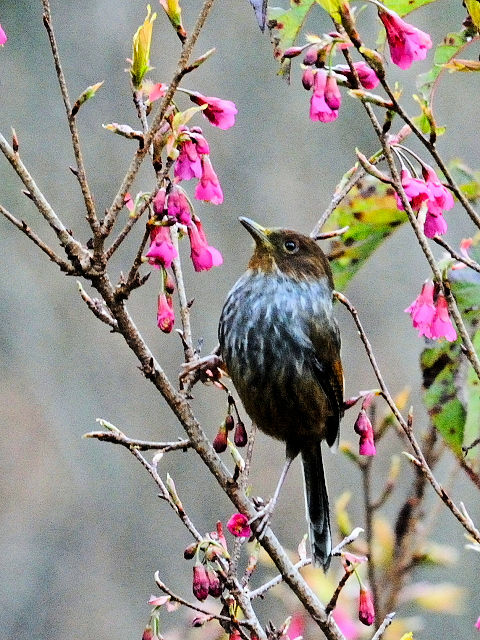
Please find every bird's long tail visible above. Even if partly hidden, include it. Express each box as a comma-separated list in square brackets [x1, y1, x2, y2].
[301, 443, 331, 570]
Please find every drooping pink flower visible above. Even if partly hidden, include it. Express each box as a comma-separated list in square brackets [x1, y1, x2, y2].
[309, 69, 339, 123]
[167, 185, 192, 226]
[0, 24, 7, 46]
[157, 292, 175, 333]
[146, 225, 178, 269]
[189, 127, 210, 154]
[195, 155, 224, 204]
[192, 563, 209, 601]
[358, 586, 375, 626]
[354, 409, 376, 456]
[405, 280, 436, 336]
[378, 8, 432, 70]
[188, 218, 223, 272]
[189, 92, 238, 130]
[423, 210, 447, 238]
[324, 74, 342, 111]
[475, 616, 480, 630]
[227, 513, 252, 538]
[175, 139, 202, 181]
[423, 165, 455, 215]
[430, 294, 457, 342]
[395, 168, 429, 212]
[335, 62, 380, 90]
[153, 188, 167, 216]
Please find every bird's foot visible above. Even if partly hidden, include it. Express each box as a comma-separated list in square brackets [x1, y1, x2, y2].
[179, 353, 226, 390]
[249, 497, 275, 539]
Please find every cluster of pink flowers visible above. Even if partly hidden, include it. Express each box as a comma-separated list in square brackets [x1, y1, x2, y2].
[353, 394, 376, 456]
[405, 280, 457, 342]
[213, 414, 248, 452]
[186, 522, 229, 602]
[395, 164, 454, 237]
[377, 6, 432, 70]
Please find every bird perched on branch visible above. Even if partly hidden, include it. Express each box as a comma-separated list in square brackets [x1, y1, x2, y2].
[218, 217, 344, 569]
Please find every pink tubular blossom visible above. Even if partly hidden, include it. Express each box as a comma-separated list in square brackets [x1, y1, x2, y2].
[395, 168, 429, 211]
[189, 92, 238, 130]
[146, 226, 178, 269]
[475, 616, 480, 630]
[148, 82, 167, 102]
[0, 24, 7, 46]
[167, 185, 192, 226]
[227, 513, 252, 538]
[195, 155, 224, 204]
[192, 564, 209, 601]
[175, 139, 202, 181]
[189, 127, 210, 154]
[324, 74, 342, 111]
[358, 586, 375, 626]
[188, 219, 223, 272]
[124, 192, 135, 212]
[157, 293, 175, 333]
[354, 409, 376, 456]
[336, 62, 380, 90]
[405, 280, 436, 336]
[378, 8, 432, 70]
[309, 70, 339, 123]
[430, 294, 457, 342]
[153, 188, 167, 216]
[423, 165, 455, 215]
[423, 210, 447, 238]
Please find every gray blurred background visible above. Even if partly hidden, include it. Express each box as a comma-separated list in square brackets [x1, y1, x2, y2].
[0, 1, 479, 638]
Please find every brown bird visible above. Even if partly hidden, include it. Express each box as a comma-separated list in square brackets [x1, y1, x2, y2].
[218, 218, 344, 569]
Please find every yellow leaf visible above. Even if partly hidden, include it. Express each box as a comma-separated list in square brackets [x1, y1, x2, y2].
[444, 58, 480, 72]
[130, 5, 157, 89]
[466, 0, 480, 29]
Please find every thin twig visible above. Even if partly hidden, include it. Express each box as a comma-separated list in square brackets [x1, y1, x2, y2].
[42, 0, 98, 231]
[0, 203, 75, 273]
[170, 224, 195, 362]
[325, 568, 354, 616]
[84, 430, 191, 451]
[433, 236, 480, 274]
[370, 612, 395, 640]
[248, 557, 311, 600]
[77, 281, 118, 329]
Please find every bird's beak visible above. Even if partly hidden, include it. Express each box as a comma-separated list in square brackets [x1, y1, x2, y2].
[239, 217, 271, 247]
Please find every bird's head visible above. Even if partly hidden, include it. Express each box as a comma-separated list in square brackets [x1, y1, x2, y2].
[239, 217, 333, 285]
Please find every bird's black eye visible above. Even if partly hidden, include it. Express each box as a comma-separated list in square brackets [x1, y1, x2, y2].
[284, 239, 298, 253]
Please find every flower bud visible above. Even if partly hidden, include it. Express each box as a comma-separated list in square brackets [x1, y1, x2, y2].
[282, 46, 303, 59]
[153, 188, 167, 217]
[213, 423, 228, 453]
[164, 274, 175, 295]
[301, 67, 315, 90]
[142, 626, 155, 640]
[358, 586, 375, 625]
[303, 45, 318, 66]
[225, 414, 235, 431]
[234, 421, 248, 447]
[324, 75, 342, 111]
[206, 566, 223, 598]
[354, 409, 370, 436]
[192, 563, 209, 601]
[183, 541, 198, 559]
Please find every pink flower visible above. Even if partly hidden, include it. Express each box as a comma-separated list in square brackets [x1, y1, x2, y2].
[395, 168, 429, 212]
[157, 293, 175, 333]
[189, 127, 210, 154]
[358, 586, 375, 626]
[354, 409, 376, 456]
[423, 210, 447, 238]
[148, 82, 167, 102]
[378, 8, 432, 70]
[195, 155, 224, 204]
[146, 225, 178, 269]
[324, 74, 342, 111]
[332, 607, 360, 640]
[309, 70, 339, 123]
[227, 513, 252, 538]
[423, 165, 454, 215]
[475, 616, 480, 630]
[192, 563, 209, 601]
[124, 192, 135, 212]
[0, 24, 7, 46]
[188, 218, 223, 272]
[336, 62, 380, 90]
[302, 67, 315, 90]
[153, 188, 167, 216]
[167, 185, 192, 226]
[175, 139, 202, 181]
[430, 294, 457, 342]
[405, 280, 436, 336]
[189, 92, 238, 130]
[287, 612, 305, 640]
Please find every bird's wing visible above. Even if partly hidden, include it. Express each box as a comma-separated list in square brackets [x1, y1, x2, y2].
[308, 319, 344, 447]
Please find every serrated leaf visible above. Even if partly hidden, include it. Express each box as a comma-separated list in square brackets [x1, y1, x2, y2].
[382, 0, 437, 15]
[421, 243, 480, 456]
[268, 0, 316, 80]
[325, 177, 406, 291]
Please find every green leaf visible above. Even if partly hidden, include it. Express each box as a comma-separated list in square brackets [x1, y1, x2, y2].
[325, 177, 406, 291]
[315, 0, 341, 20]
[268, 0, 316, 79]
[421, 243, 480, 456]
[448, 158, 480, 202]
[382, 0, 437, 16]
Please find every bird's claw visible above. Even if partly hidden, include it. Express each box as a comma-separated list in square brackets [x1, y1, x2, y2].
[249, 497, 274, 539]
